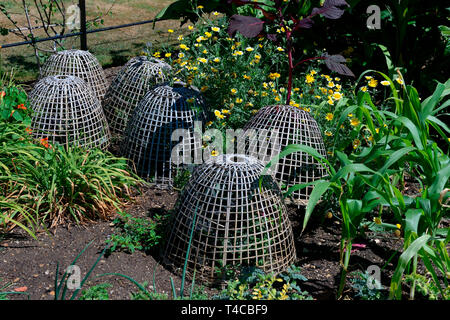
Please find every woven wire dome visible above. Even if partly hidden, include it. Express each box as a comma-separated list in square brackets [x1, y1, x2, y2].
[39, 50, 107, 101]
[238, 105, 327, 206]
[121, 83, 206, 187]
[103, 56, 172, 135]
[29, 75, 111, 149]
[163, 154, 296, 284]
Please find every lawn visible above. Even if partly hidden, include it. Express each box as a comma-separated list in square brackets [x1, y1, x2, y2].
[0, 0, 181, 82]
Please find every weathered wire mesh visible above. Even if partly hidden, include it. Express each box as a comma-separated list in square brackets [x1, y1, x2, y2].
[238, 105, 327, 206]
[102, 56, 172, 135]
[29, 75, 111, 150]
[121, 83, 206, 187]
[40, 50, 107, 101]
[163, 154, 296, 284]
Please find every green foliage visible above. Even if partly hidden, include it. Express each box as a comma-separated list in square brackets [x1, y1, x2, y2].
[173, 169, 192, 190]
[404, 273, 450, 300]
[0, 77, 31, 126]
[214, 266, 312, 300]
[349, 271, 386, 300]
[79, 283, 112, 300]
[106, 211, 167, 254]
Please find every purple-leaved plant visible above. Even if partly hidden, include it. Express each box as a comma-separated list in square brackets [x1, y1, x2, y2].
[227, 0, 354, 105]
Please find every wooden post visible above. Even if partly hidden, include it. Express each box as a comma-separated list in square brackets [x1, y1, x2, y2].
[79, 0, 87, 50]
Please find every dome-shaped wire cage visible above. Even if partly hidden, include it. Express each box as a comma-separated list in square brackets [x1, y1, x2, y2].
[102, 56, 172, 135]
[163, 154, 296, 284]
[238, 105, 327, 206]
[29, 75, 111, 150]
[121, 83, 207, 187]
[39, 50, 108, 101]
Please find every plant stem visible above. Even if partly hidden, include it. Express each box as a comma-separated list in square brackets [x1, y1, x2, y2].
[337, 239, 352, 299]
[409, 254, 418, 300]
[286, 37, 293, 105]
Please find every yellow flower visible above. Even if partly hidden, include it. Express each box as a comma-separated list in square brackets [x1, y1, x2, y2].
[243, 74, 251, 80]
[305, 74, 315, 84]
[368, 78, 378, 88]
[293, 87, 300, 92]
[165, 53, 171, 58]
[211, 27, 220, 32]
[168, 29, 174, 33]
[204, 31, 212, 38]
[332, 92, 343, 100]
[360, 86, 368, 92]
[177, 35, 184, 41]
[178, 52, 185, 58]
[153, 52, 161, 58]
[255, 54, 261, 60]
[325, 113, 334, 121]
[350, 118, 360, 127]
[365, 75, 373, 80]
[327, 98, 334, 106]
[276, 47, 284, 52]
[202, 49, 208, 54]
[327, 81, 335, 88]
[236, 98, 243, 104]
[214, 110, 225, 119]
[380, 80, 390, 86]
[221, 109, 230, 114]
[211, 150, 219, 156]
[197, 57, 208, 63]
[232, 50, 244, 56]
[395, 77, 404, 85]
[325, 130, 333, 137]
[373, 217, 382, 225]
[268, 73, 281, 80]
[246, 47, 254, 52]
[197, 5, 204, 9]
[335, 77, 341, 82]
[179, 44, 189, 50]
[188, 25, 194, 30]
[396, 224, 402, 229]
[206, 121, 213, 126]
[212, 11, 219, 16]
[310, 70, 317, 75]
[230, 88, 237, 95]
[320, 87, 328, 95]
[213, 57, 220, 63]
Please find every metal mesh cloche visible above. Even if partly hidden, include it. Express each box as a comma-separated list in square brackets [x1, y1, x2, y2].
[121, 83, 206, 187]
[29, 75, 111, 150]
[39, 50, 108, 101]
[238, 105, 327, 206]
[102, 56, 172, 135]
[163, 154, 296, 284]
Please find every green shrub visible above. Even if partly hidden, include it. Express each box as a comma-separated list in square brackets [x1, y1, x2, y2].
[106, 211, 168, 254]
[79, 283, 112, 300]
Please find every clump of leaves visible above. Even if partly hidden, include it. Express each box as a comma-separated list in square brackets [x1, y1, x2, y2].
[227, 0, 354, 104]
[349, 271, 386, 300]
[106, 211, 167, 254]
[79, 283, 112, 300]
[214, 265, 312, 300]
[173, 169, 192, 190]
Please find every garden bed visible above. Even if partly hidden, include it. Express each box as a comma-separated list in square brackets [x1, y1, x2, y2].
[0, 181, 412, 300]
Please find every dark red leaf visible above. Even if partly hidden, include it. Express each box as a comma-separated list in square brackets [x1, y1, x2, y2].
[267, 33, 277, 42]
[297, 18, 314, 29]
[227, 14, 265, 38]
[323, 53, 355, 77]
[311, 0, 349, 20]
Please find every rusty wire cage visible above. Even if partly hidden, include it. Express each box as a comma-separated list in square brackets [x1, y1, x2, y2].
[238, 105, 327, 206]
[163, 154, 296, 284]
[121, 83, 206, 187]
[102, 56, 172, 135]
[39, 49, 108, 101]
[29, 75, 111, 150]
